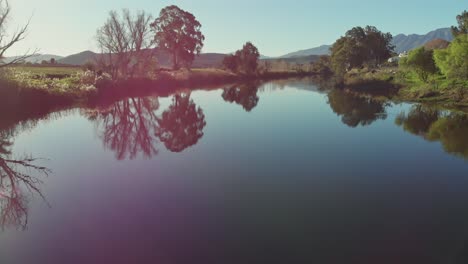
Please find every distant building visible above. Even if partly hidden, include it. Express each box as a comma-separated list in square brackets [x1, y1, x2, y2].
[399, 51, 409, 58]
[388, 56, 400, 63]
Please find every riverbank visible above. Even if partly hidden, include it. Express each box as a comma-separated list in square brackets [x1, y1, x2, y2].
[338, 67, 468, 109]
[0, 67, 313, 108]
[0, 67, 313, 131]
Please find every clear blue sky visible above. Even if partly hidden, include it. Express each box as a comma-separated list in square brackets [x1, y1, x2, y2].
[6, 0, 467, 57]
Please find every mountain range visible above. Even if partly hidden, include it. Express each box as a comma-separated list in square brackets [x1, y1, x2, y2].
[5, 27, 454, 67]
[275, 27, 453, 58]
[3, 54, 63, 64]
[392, 27, 453, 53]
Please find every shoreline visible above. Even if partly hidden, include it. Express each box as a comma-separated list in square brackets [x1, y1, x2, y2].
[335, 68, 468, 110]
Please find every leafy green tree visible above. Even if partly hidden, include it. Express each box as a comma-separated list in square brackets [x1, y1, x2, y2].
[222, 42, 260, 75]
[451, 10, 468, 37]
[151, 5, 205, 70]
[434, 34, 468, 80]
[330, 26, 394, 76]
[399, 47, 437, 83]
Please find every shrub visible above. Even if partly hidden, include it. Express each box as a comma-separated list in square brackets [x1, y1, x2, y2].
[434, 34, 468, 80]
[399, 47, 437, 83]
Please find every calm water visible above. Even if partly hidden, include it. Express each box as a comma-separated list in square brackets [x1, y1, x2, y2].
[1, 79, 468, 263]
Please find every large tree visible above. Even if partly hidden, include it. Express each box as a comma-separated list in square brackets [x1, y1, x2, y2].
[222, 42, 260, 75]
[330, 26, 394, 75]
[451, 10, 468, 37]
[151, 5, 205, 70]
[96, 9, 154, 79]
[0, 0, 35, 68]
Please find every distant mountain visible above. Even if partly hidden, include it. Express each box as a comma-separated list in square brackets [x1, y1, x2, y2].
[58, 50, 227, 68]
[280, 45, 331, 58]
[4, 54, 63, 64]
[58, 51, 97, 65]
[392, 28, 453, 53]
[279, 28, 454, 59]
[263, 55, 320, 64]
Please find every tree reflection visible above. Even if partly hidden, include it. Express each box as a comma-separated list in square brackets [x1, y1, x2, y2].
[87, 97, 160, 160]
[396, 105, 468, 159]
[427, 114, 468, 158]
[328, 89, 388, 127]
[222, 82, 260, 112]
[0, 133, 50, 230]
[156, 93, 206, 153]
[395, 105, 441, 138]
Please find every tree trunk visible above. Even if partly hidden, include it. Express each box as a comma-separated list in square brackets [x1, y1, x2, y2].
[172, 51, 179, 70]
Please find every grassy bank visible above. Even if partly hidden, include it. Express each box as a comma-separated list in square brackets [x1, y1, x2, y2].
[0, 66, 314, 116]
[339, 67, 468, 108]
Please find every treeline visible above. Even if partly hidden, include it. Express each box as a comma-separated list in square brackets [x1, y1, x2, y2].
[312, 10, 468, 88]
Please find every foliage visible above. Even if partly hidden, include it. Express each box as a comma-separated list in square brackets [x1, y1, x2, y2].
[4, 68, 100, 94]
[399, 47, 437, 83]
[222, 42, 260, 75]
[451, 10, 468, 37]
[222, 54, 239, 72]
[434, 34, 468, 80]
[311, 55, 332, 76]
[330, 26, 394, 76]
[151, 5, 205, 70]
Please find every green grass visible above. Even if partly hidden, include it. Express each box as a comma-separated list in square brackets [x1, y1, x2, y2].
[11, 66, 81, 76]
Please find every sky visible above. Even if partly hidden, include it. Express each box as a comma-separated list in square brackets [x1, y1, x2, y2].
[5, 0, 467, 57]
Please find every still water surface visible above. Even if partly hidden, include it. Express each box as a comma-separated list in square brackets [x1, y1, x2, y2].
[1, 79, 468, 263]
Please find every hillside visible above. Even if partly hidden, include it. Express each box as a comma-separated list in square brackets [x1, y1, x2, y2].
[58, 51, 98, 65]
[263, 55, 320, 64]
[392, 28, 453, 53]
[279, 28, 454, 59]
[4, 54, 63, 64]
[280, 45, 331, 58]
[57, 50, 227, 68]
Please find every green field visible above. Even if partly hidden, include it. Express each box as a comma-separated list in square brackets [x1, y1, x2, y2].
[12, 66, 81, 76]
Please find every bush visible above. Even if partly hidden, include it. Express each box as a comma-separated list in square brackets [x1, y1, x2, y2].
[399, 47, 437, 83]
[434, 34, 468, 80]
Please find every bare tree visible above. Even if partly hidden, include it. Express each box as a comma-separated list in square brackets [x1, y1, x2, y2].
[0, 0, 36, 68]
[96, 9, 155, 79]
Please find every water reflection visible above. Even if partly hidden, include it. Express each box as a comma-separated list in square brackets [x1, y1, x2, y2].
[87, 93, 206, 158]
[396, 105, 468, 159]
[86, 97, 161, 160]
[222, 82, 260, 112]
[0, 132, 49, 230]
[156, 93, 206, 153]
[328, 89, 388, 127]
